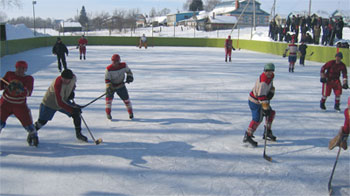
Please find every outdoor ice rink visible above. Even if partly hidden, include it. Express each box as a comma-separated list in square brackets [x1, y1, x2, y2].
[0, 46, 349, 195]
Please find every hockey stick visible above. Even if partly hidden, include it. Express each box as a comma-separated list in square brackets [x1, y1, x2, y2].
[81, 93, 106, 108]
[308, 51, 314, 57]
[263, 115, 272, 162]
[0, 77, 9, 85]
[81, 114, 103, 145]
[328, 145, 342, 195]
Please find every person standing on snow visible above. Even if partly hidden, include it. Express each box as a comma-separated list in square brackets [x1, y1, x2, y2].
[105, 54, 134, 120]
[320, 52, 348, 111]
[283, 39, 298, 72]
[329, 97, 349, 150]
[243, 63, 277, 147]
[34, 69, 88, 142]
[77, 35, 88, 60]
[139, 34, 148, 49]
[224, 35, 235, 62]
[298, 42, 307, 66]
[0, 61, 39, 146]
[52, 37, 69, 72]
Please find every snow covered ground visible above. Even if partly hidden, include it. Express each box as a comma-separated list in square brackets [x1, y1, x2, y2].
[0, 45, 349, 195]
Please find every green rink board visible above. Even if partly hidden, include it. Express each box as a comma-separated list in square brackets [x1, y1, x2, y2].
[1, 36, 348, 66]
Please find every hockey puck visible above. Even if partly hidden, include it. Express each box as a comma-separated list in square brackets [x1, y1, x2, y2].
[95, 138, 103, 145]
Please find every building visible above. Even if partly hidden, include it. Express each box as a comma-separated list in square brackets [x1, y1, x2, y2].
[167, 12, 199, 26]
[212, 0, 270, 27]
[59, 21, 82, 32]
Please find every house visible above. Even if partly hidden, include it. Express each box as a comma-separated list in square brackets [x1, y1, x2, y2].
[167, 12, 199, 26]
[59, 21, 82, 32]
[212, 0, 270, 27]
[147, 16, 167, 27]
[198, 13, 237, 31]
[136, 14, 147, 27]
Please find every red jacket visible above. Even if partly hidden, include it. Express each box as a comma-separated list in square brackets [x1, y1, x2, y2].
[321, 60, 347, 81]
[78, 38, 88, 46]
[0, 71, 33, 104]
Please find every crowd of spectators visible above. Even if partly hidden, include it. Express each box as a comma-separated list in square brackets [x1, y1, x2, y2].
[268, 14, 346, 47]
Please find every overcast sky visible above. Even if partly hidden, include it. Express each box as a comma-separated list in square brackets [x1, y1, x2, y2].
[1, 0, 349, 20]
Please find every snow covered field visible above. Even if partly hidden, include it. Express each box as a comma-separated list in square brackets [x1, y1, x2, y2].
[0, 45, 349, 195]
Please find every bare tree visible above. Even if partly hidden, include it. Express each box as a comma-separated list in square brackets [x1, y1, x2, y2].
[0, 0, 21, 8]
[183, 0, 192, 11]
[204, 0, 222, 11]
[112, 9, 127, 32]
[159, 8, 171, 16]
[0, 11, 7, 22]
[149, 7, 157, 17]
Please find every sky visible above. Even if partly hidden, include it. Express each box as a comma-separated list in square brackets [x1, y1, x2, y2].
[0, 0, 349, 20]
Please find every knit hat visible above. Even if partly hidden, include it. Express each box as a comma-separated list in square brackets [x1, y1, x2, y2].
[61, 69, 73, 79]
[335, 52, 343, 59]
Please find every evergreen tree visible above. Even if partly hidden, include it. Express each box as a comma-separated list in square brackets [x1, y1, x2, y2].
[189, 0, 204, 11]
[79, 6, 89, 27]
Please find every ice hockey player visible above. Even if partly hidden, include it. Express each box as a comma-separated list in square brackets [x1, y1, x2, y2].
[139, 34, 147, 49]
[298, 41, 307, 66]
[283, 39, 298, 72]
[225, 35, 235, 62]
[33, 69, 88, 142]
[52, 37, 69, 72]
[105, 54, 134, 120]
[320, 52, 348, 111]
[243, 63, 277, 147]
[0, 61, 38, 146]
[329, 96, 349, 150]
[77, 35, 88, 60]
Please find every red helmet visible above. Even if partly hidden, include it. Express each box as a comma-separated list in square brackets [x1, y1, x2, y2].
[228, 35, 231, 39]
[111, 54, 120, 62]
[15, 61, 28, 69]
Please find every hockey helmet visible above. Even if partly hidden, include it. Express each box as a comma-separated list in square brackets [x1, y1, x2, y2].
[228, 35, 231, 39]
[61, 69, 74, 79]
[264, 63, 275, 71]
[111, 54, 120, 62]
[335, 52, 343, 59]
[15, 61, 28, 69]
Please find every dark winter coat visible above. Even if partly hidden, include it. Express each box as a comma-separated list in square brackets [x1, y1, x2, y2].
[52, 41, 68, 57]
[298, 44, 307, 55]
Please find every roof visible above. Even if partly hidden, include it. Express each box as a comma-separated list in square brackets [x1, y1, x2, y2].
[208, 15, 237, 24]
[60, 21, 82, 27]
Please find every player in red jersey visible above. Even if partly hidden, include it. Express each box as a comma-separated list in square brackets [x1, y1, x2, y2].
[225, 35, 234, 62]
[77, 35, 88, 60]
[320, 52, 348, 111]
[329, 97, 349, 150]
[0, 61, 38, 146]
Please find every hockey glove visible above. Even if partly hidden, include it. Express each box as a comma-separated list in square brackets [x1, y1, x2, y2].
[76, 45, 79, 49]
[72, 107, 82, 116]
[283, 53, 286, 58]
[342, 82, 349, 89]
[262, 108, 271, 117]
[320, 77, 327, 83]
[126, 75, 134, 83]
[106, 86, 115, 95]
[7, 81, 25, 95]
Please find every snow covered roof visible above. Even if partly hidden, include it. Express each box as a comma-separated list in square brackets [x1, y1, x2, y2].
[147, 16, 167, 24]
[60, 21, 82, 27]
[208, 15, 237, 24]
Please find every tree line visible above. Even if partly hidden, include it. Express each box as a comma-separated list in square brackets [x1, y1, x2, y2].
[2, 0, 223, 31]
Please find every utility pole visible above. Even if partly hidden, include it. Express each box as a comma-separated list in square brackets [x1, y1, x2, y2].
[308, 0, 312, 16]
[32, 1, 37, 36]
